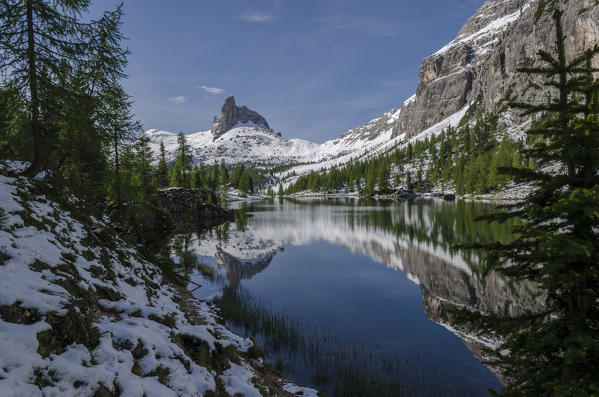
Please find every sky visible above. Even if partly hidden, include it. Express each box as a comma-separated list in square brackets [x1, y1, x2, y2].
[90, 0, 485, 143]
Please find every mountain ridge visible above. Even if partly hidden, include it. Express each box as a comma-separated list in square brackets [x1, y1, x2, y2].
[146, 0, 599, 178]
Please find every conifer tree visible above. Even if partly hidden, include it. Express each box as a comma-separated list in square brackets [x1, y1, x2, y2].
[191, 165, 203, 190]
[156, 142, 169, 188]
[277, 183, 283, 197]
[453, 10, 599, 395]
[232, 164, 245, 188]
[378, 163, 390, 192]
[248, 175, 254, 194]
[219, 160, 229, 186]
[0, 0, 127, 177]
[405, 171, 412, 190]
[170, 133, 192, 187]
[100, 85, 142, 212]
[238, 170, 250, 195]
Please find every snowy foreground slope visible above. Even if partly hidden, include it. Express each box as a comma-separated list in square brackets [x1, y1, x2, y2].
[0, 162, 316, 397]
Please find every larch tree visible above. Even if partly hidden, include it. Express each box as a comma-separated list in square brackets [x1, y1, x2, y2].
[452, 10, 599, 396]
[155, 141, 169, 188]
[0, 0, 127, 177]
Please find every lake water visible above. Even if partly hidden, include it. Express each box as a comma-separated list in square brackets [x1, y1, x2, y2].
[182, 198, 519, 396]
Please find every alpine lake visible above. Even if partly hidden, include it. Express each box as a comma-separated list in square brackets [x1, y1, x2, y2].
[170, 198, 538, 397]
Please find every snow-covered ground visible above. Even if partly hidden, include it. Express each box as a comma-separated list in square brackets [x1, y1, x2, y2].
[0, 161, 316, 397]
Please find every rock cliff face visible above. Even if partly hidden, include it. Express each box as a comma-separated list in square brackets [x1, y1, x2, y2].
[211, 96, 271, 139]
[394, 0, 599, 139]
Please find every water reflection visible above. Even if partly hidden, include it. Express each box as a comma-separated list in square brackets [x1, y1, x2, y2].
[183, 198, 539, 395]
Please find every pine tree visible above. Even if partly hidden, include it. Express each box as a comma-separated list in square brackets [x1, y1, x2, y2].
[219, 160, 229, 186]
[232, 164, 245, 188]
[0, 1, 127, 177]
[378, 163, 390, 193]
[405, 171, 412, 190]
[453, 10, 599, 395]
[363, 167, 375, 196]
[238, 170, 250, 195]
[248, 175, 254, 194]
[156, 142, 169, 188]
[100, 85, 142, 212]
[219, 185, 228, 209]
[0, 83, 31, 160]
[170, 133, 192, 187]
[191, 166, 202, 189]
[277, 183, 283, 197]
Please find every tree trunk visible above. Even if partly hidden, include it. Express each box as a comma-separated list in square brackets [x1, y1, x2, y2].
[113, 128, 122, 216]
[23, 0, 45, 177]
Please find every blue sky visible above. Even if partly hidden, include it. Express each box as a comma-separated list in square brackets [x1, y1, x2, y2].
[91, 0, 484, 143]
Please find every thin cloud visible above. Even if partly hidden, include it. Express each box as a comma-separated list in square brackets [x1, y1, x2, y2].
[168, 96, 187, 104]
[198, 85, 225, 95]
[238, 11, 273, 23]
[319, 16, 400, 37]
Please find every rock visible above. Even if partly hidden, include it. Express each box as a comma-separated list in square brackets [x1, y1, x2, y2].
[394, 189, 417, 200]
[392, 0, 599, 140]
[156, 188, 233, 228]
[443, 193, 456, 201]
[157, 187, 215, 215]
[211, 96, 271, 139]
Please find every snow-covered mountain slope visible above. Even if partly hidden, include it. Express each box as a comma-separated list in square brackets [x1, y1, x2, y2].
[0, 161, 316, 397]
[146, 125, 318, 166]
[145, 102, 410, 169]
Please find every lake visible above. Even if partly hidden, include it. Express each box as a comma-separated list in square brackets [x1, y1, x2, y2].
[180, 198, 527, 396]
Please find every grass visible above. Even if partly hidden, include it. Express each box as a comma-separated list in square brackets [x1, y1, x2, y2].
[214, 285, 451, 397]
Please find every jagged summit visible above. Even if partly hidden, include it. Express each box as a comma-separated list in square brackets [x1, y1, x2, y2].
[211, 96, 271, 139]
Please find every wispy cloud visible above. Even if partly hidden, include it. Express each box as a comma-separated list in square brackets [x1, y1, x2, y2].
[197, 85, 225, 95]
[168, 96, 187, 104]
[319, 16, 400, 37]
[237, 11, 273, 23]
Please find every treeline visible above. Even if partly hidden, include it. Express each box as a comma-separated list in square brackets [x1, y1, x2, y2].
[286, 106, 530, 196]
[161, 132, 268, 197]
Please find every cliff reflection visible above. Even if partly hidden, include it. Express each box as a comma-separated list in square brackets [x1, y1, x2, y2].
[191, 198, 540, 372]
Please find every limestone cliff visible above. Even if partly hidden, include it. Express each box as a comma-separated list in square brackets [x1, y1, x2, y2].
[211, 96, 271, 139]
[394, 0, 599, 139]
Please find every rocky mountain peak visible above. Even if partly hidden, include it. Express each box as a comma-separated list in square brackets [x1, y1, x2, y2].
[211, 96, 271, 139]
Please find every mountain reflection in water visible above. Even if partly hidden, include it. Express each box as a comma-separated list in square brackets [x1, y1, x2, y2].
[185, 198, 540, 396]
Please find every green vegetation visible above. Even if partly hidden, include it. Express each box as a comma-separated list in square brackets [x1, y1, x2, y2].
[286, 107, 528, 196]
[453, 10, 599, 396]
